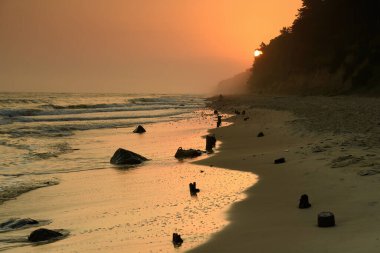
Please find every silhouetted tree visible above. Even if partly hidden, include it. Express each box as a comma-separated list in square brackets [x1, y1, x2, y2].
[248, 0, 380, 94]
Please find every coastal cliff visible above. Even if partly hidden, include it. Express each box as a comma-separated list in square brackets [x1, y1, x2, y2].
[248, 0, 380, 95]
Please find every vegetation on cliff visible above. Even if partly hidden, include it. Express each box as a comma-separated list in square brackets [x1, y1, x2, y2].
[248, 0, 380, 94]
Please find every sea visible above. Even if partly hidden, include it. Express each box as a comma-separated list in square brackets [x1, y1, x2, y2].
[0, 92, 256, 252]
[0, 93, 205, 201]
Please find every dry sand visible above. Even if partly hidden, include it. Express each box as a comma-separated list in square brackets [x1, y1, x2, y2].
[189, 95, 380, 253]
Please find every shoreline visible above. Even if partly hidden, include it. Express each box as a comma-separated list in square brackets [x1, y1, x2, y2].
[0, 110, 256, 252]
[189, 95, 380, 253]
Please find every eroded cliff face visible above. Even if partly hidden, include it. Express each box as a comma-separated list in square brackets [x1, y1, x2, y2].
[249, 54, 380, 96]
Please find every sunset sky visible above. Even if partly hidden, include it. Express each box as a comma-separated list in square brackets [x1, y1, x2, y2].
[0, 0, 301, 93]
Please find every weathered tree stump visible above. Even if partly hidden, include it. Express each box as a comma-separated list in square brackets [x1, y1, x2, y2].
[172, 233, 183, 246]
[206, 135, 217, 151]
[189, 182, 200, 195]
[318, 212, 335, 227]
[133, 125, 146, 133]
[257, 132, 264, 137]
[299, 194, 311, 209]
[274, 157, 286, 164]
[217, 115, 222, 128]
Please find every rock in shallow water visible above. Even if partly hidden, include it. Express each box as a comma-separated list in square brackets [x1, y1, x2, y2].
[0, 218, 38, 230]
[110, 148, 148, 165]
[174, 147, 202, 159]
[28, 228, 63, 242]
[133, 125, 146, 133]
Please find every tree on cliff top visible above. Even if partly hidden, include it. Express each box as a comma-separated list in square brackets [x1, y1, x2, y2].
[248, 0, 380, 94]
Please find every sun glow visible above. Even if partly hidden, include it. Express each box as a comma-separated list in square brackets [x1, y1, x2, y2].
[254, 50, 263, 57]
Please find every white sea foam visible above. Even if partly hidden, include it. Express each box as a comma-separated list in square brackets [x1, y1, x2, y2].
[0, 93, 205, 205]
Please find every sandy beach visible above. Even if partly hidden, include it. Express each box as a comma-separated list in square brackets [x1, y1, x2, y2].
[1, 95, 379, 253]
[0, 110, 256, 253]
[190, 95, 380, 253]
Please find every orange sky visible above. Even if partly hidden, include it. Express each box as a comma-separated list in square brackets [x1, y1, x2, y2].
[0, 0, 301, 93]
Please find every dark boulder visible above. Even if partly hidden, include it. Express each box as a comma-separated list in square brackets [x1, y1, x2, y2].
[274, 158, 286, 164]
[189, 182, 200, 196]
[213, 110, 218, 115]
[257, 132, 264, 137]
[172, 233, 183, 247]
[133, 125, 146, 134]
[318, 212, 335, 227]
[175, 147, 202, 159]
[298, 194, 311, 209]
[110, 148, 148, 165]
[28, 228, 63, 242]
[205, 135, 217, 151]
[0, 218, 38, 230]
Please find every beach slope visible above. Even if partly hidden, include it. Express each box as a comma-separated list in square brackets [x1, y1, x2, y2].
[190, 96, 380, 253]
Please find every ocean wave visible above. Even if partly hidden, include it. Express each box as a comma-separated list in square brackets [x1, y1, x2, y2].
[0, 108, 43, 117]
[15, 109, 193, 123]
[1, 104, 200, 118]
[130, 96, 204, 106]
[0, 177, 59, 205]
[0, 98, 48, 104]
[1, 111, 192, 138]
[44, 102, 129, 110]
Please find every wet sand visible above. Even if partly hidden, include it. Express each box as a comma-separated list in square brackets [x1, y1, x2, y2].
[190, 95, 380, 253]
[2, 96, 379, 253]
[0, 111, 256, 252]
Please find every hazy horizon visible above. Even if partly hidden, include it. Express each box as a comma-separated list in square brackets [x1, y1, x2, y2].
[0, 0, 301, 93]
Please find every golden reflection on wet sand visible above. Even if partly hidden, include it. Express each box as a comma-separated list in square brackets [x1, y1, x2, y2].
[0, 111, 257, 252]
